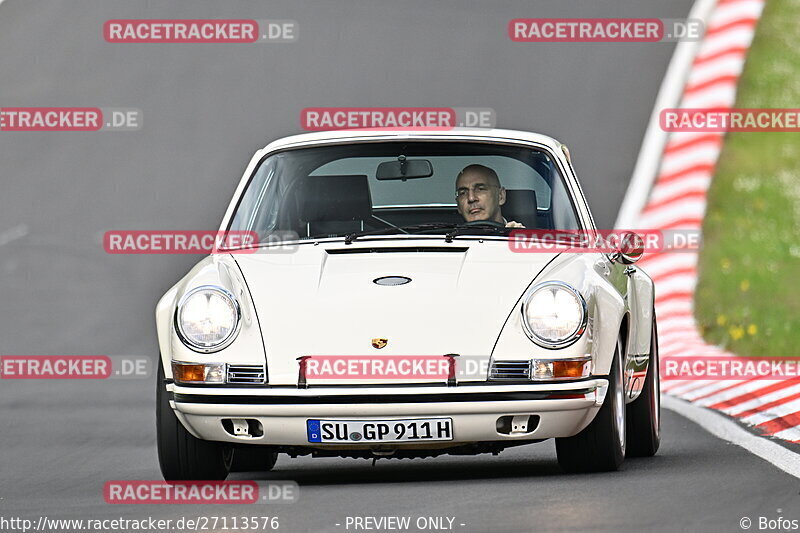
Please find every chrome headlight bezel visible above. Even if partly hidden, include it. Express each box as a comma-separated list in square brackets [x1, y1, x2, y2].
[175, 285, 242, 353]
[521, 281, 588, 349]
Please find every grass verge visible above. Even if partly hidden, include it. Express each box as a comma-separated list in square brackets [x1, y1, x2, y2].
[694, 0, 800, 357]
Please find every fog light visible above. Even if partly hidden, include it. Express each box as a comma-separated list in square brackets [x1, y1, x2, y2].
[172, 362, 225, 384]
[530, 356, 592, 380]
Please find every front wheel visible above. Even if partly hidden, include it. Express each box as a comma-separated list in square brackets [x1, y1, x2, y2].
[626, 317, 661, 457]
[556, 337, 626, 473]
[156, 358, 232, 480]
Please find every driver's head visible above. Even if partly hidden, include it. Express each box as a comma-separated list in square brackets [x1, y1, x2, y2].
[455, 164, 506, 223]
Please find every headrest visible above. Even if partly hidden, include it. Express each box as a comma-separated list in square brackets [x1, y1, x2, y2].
[299, 175, 372, 222]
[503, 189, 538, 229]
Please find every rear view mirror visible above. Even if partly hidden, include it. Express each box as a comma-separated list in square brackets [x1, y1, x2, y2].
[376, 156, 433, 180]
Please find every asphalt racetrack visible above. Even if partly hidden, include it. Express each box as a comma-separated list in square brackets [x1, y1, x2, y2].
[2, 1, 798, 532]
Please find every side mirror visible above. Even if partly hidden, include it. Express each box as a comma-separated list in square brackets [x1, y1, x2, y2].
[613, 231, 644, 264]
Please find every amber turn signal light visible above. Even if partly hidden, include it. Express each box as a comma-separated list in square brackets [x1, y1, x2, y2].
[172, 362, 225, 384]
[531, 357, 592, 380]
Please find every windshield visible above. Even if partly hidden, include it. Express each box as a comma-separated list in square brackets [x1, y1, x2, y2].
[228, 141, 581, 243]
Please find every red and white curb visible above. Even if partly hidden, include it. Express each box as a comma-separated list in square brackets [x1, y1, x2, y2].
[620, 0, 800, 444]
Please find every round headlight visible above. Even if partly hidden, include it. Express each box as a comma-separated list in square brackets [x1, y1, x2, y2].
[521, 282, 587, 348]
[176, 286, 241, 352]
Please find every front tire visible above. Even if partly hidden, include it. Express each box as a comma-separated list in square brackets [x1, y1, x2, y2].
[556, 337, 626, 473]
[626, 317, 661, 457]
[156, 358, 232, 480]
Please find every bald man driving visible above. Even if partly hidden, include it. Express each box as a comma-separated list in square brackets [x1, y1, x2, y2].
[454, 164, 524, 228]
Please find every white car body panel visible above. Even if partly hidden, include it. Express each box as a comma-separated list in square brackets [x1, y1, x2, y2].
[234, 238, 558, 385]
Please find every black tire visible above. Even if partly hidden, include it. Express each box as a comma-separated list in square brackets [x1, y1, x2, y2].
[556, 337, 626, 473]
[626, 317, 661, 457]
[156, 359, 232, 480]
[230, 446, 279, 473]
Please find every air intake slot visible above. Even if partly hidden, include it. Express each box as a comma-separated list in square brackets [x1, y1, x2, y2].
[327, 247, 468, 255]
[227, 364, 267, 384]
[221, 418, 264, 438]
[489, 360, 531, 381]
[496, 415, 540, 435]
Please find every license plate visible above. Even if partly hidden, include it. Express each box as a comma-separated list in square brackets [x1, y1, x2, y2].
[306, 418, 453, 443]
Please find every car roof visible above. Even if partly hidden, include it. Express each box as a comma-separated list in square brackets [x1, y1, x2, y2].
[261, 128, 565, 154]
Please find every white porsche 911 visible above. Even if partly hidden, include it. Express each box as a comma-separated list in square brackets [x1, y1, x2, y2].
[155, 128, 660, 480]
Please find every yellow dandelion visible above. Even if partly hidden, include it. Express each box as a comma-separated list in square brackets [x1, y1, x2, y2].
[747, 324, 758, 336]
[721, 258, 731, 271]
[729, 326, 745, 341]
[716, 315, 728, 326]
[740, 279, 750, 292]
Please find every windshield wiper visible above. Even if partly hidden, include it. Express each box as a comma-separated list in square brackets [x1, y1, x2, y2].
[344, 222, 459, 244]
[343, 221, 511, 245]
[444, 222, 509, 243]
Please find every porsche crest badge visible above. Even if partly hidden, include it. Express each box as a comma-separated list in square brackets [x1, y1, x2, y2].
[371, 338, 388, 349]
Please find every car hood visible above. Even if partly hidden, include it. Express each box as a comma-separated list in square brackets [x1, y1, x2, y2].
[234, 238, 559, 385]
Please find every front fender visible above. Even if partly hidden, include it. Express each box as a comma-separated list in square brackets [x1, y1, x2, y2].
[627, 266, 655, 357]
[492, 253, 626, 377]
[622, 264, 655, 401]
[155, 254, 266, 380]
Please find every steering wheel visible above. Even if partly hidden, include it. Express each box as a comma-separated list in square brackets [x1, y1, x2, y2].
[462, 219, 506, 229]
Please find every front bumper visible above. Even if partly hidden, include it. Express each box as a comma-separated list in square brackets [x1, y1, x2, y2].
[168, 379, 609, 447]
